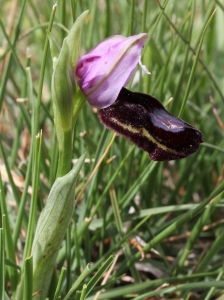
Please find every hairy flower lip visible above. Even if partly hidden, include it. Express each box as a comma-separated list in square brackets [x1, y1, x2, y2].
[98, 88, 204, 161]
[75, 33, 149, 108]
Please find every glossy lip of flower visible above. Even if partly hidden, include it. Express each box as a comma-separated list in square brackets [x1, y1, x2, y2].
[75, 33, 149, 108]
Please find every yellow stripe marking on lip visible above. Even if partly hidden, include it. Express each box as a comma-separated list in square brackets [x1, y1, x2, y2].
[111, 117, 180, 155]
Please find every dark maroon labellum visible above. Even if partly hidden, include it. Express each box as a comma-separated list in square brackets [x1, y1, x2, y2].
[98, 88, 204, 161]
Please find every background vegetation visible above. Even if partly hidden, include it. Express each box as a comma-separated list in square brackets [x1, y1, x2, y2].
[1, 0, 224, 299]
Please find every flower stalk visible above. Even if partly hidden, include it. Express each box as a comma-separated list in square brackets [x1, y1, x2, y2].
[22, 12, 89, 299]
[56, 128, 73, 177]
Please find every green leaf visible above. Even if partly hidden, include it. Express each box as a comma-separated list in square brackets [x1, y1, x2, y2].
[31, 153, 85, 300]
[53, 267, 66, 300]
[64, 263, 90, 300]
[47, 30, 61, 64]
[80, 284, 87, 300]
[67, 10, 89, 69]
[24, 256, 33, 300]
[0, 227, 4, 300]
[0, 175, 18, 294]
[52, 38, 74, 132]
[86, 256, 114, 296]
[178, 8, 217, 117]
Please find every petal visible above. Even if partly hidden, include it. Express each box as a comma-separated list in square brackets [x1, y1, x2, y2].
[75, 33, 148, 108]
[75, 55, 101, 80]
[87, 35, 127, 55]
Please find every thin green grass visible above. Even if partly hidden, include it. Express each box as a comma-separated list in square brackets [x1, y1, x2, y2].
[0, 0, 224, 299]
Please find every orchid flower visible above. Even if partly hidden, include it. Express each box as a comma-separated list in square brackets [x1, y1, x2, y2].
[75, 33, 149, 108]
[75, 33, 203, 160]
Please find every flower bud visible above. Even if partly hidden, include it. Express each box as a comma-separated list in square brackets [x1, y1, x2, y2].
[75, 33, 149, 108]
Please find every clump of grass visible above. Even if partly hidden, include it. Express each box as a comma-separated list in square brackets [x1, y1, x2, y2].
[0, 0, 224, 299]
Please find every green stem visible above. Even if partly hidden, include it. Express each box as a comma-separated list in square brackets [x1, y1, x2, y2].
[73, 89, 86, 125]
[56, 90, 86, 178]
[57, 129, 73, 178]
